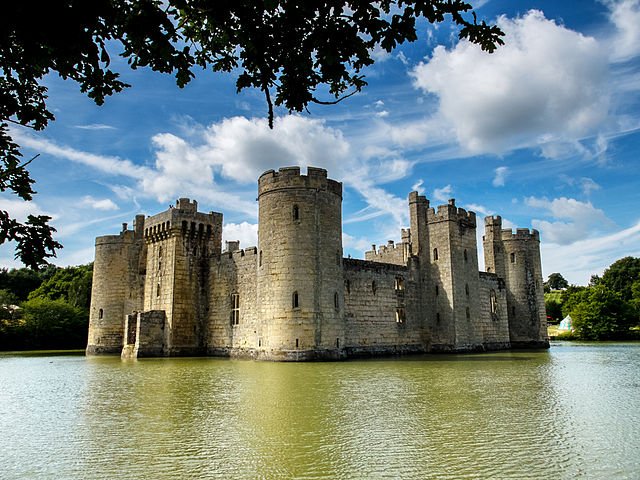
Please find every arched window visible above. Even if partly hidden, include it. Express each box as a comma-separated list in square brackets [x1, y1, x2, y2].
[334, 292, 339, 310]
[433, 248, 439, 261]
[98, 308, 103, 319]
[292, 291, 299, 308]
[292, 204, 299, 221]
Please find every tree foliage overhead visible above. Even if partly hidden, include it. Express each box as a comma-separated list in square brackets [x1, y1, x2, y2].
[546, 272, 569, 291]
[1, 0, 503, 268]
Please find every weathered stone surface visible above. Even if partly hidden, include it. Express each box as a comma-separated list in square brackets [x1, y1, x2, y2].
[87, 166, 549, 361]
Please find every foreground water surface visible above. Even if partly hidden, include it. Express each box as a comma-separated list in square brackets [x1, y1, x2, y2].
[1, 342, 639, 479]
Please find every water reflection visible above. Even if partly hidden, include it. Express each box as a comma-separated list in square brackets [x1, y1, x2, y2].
[1, 344, 639, 479]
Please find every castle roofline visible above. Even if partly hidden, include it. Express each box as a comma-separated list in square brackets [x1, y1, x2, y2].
[258, 166, 342, 198]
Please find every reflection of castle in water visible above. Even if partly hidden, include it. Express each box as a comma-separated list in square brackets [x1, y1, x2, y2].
[86, 166, 548, 361]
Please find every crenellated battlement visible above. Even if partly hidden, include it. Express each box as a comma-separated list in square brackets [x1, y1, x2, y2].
[500, 228, 540, 242]
[258, 166, 342, 198]
[408, 191, 430, 207]
[142, 200, 223, 244]
[427, 199, 476, 226]
[221, 246, 259, 261]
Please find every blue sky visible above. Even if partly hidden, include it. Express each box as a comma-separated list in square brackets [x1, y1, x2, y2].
[2, 0, 640, 285]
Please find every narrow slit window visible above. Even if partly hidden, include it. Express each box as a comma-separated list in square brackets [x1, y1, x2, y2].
[436, 312, 441, 323]
[336, 338, 340, 348]
[259, 250, 263, 267]
[230, 293, 240, 326]
[395, 276, 405, 291]
[395, 308, 406, 324]
[295, 338, 299, 349]
[510, 252, 516, 263]
[345, 279, 350, 294]
[372, 281, 377, 295]
[156, 284, 161, 297]
[466, 307, 470, 319]
[292, 204, 299, 221]
[464, 249, 468, 262]
[433, 248, 439, 261]
[490, 289, 497, 314]
[292, 291, 299, 309]
[334, 292, 339, 310]
[465, 283, 469, 296]
[435, 285, 439, 296]
[98, 308, 103, 319]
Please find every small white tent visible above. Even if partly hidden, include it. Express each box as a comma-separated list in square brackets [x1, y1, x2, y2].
[558, 315, 573, 331]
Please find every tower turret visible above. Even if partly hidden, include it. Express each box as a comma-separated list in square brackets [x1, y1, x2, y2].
[483, 218, 548, 348]
[143, 199, 223, 355]
[257, 166, 344, 359]
[87, 220, 145, 355]
[426, 199, 482, 350]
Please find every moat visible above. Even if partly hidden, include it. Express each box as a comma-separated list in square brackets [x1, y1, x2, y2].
[2, 342, 639, 479]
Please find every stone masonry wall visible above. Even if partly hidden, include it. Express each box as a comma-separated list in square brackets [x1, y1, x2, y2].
[343, 259, 424, 355]
[478, 272, 510, 348]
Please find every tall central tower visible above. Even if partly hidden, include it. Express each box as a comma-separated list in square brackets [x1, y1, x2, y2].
[257, 167, 344, 359]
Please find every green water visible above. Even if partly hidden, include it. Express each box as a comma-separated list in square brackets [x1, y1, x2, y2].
[1, 343, 639, 479]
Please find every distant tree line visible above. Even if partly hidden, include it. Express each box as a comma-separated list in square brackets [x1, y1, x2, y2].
[544, 257, 640, 340]
[0, 264, 92, 350]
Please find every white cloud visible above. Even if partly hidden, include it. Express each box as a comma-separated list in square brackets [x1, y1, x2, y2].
[607, 0, 640, 62]
[465, 203, 494, 217]
[410, 10, 610, 156]
[541, 221, 640, 285]
[376, 110, 389, 118]
[580, 177, 601, 196]
[411, 179, 425, 195]
[433, 184, 453, 203]
[526, 196, 612, 244]
[81, 196, 118, 211]
[492, 166, 509, 187]
[0, 197, 50, 221]
[222, 222, 258, 249]
[74, 124, 116, 130]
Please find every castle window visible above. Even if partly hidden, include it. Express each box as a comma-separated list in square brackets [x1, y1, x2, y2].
[433, 248, 439, 261]
[466, 307, 470, 319]
[512, 306, 516, 316]
[372, 281, 377, 295]
[436, 312, 441, 323]
[465, 283, 469, 296]
[230, 293, 240, 326]
[292, 204, 299, 221]
[292, 291, 299, 309]
[334, 292, 339, 311]
[336, 338, 340, 348]
[259, 250, 263, 267]
[157, 284, 161, 297]
[490, 289, 497, 314]
[98, 308, 103, 319]
[464, 249, 468, 262]
[395, 308, 406, 324]
[158, 260, 162, 272]
[435, 285, 439, 296]
[510, 252, 516, 263]
[295, 338, 299, 349]
[158, 245, 162, 257]
[395, 276, 405, 291]
[345, 279, 350, 294]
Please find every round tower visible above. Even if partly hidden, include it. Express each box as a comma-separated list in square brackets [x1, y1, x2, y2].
[257, 166, 344, 360]
[500, 228, 548, 348]
[86, 217, 145, 355]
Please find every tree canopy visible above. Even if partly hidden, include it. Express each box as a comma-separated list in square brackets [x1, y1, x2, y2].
[1, 0, 503, 269]
[546, 272, 569, 291]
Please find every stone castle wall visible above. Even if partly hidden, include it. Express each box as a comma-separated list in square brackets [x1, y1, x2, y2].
[343, 259, 424, 355]
[87, 166, 549, 360]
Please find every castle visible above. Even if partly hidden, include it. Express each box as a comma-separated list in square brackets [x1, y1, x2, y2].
[86, 166, 549, 360]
